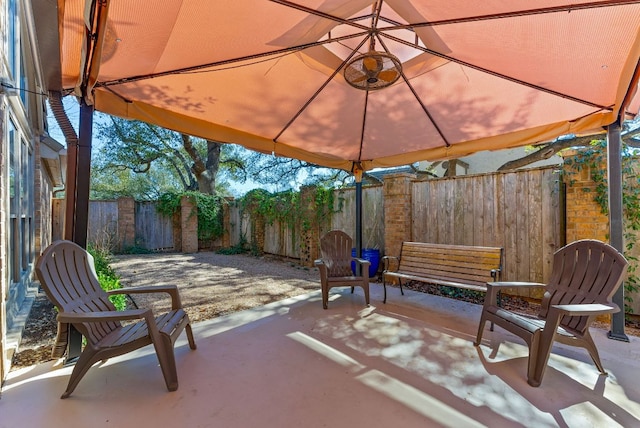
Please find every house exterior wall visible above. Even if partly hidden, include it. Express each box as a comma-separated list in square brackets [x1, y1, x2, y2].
[1, 0, 61, 381]
[419, 147, 563, 177]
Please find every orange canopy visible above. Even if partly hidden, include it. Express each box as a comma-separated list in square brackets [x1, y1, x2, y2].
[57, 0, 640, 172]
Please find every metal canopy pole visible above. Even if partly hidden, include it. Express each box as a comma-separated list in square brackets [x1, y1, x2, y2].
[354, 166, 363, 275]
[62, 99, 95, 364]
[607, 122, 629, 342]
[73, 100, 94, 248]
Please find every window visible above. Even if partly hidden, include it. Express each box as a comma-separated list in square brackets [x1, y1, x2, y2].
[7, 119, 34, 284]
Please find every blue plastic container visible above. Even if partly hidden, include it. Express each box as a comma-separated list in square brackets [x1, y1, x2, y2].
[351, 248, 380, 278]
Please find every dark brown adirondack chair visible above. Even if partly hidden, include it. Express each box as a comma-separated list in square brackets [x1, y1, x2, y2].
[314, 230, 370, 309]
[475, 239, 628, 387]
[35, 240, 197, 398]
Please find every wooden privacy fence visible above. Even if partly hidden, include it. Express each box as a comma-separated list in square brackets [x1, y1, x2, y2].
[52, 199, 176, 252]
[411, 167, 563, 285]
[51, 166, 562, 285]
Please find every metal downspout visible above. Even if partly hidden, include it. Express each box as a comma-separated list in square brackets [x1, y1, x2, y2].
[48, 91, 78, 241]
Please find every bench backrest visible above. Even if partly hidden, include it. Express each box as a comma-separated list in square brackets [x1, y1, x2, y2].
[398, 242, 503, 287]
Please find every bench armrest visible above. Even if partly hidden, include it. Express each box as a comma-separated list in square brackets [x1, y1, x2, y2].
[487, 281, 546, 290]
[490, 268, 501, 280]
[382, 255, 399, 272]
[109, 284, 183, 310]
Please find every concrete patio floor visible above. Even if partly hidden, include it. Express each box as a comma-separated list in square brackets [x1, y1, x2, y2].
[2, 284, 640, 428]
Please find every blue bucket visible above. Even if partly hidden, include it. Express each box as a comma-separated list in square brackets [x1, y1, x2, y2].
[351, 248, 380, 278]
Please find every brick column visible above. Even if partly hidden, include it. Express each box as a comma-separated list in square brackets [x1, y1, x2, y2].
[222, 197, 234, 248]
[300, 185, 319, 267]
[117, 197, 135, 252]
[563, 153, 608, 242]
[181, 196, 198, 253]
[563, 152, 613, 320]
[383, 173, 415, 258]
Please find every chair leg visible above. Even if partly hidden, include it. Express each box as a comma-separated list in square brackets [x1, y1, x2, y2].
[362, 284, 370, 306]
[529, 312, 561, 387]
[153, 333, 179, 392]
[185, 323, 197, 350]
[322, 283, 329, 309]
[581, 331, 607, 374]
[383, 277, 388, 304]
[61, 347, 100, 399]
[474, 314, 488, 346]
[527, 330, 543, 387]
[350, 286, 355, 294]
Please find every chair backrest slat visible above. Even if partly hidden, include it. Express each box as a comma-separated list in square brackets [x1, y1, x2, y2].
[320, 230, 355, 277]
[539, 240, 628, 333]
[36, 241, 121, 344]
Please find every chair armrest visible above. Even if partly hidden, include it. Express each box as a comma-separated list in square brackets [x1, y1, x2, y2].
[352, 257, 370, 267]
[314, 259, 325, 267]
[381, 255, 398, 272]
[109, 285, 183, 310]
[483, 282, 546, 307]
[552, 303, 620, 316]
[57, 308, 151, 324]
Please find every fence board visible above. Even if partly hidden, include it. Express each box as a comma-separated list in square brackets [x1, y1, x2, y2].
[411, 167, 562, 285]
[135, 202, 174, 251]
[87, 201, 119, 250]
[331, 186, 384, 251]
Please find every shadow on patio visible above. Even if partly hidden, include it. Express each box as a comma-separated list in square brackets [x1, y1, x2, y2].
[2, 285, 640, 428]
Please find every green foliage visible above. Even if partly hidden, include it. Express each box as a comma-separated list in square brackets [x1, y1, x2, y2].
[240, 186, 335, 231]
[217, 237, 249, 255]
[156, 191, 226, 241]
[240, 188, 299, 227]
[156, 192, 183, 217]
[239, 186, 336, 255]
[87, 245, 126, 311]
[563, 140, 640, 312]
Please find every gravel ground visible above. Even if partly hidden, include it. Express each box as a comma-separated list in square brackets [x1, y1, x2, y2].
[10, 252, 321, 370]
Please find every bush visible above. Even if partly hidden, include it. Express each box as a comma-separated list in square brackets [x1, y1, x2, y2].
[88, 245, 127, 311]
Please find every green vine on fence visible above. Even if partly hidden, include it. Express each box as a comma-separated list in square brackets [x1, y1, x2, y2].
[563, 140, 640, 313]
[240, 186, 335, 230]
[156, 191, 226, 241]
[239, 186, 336, 255]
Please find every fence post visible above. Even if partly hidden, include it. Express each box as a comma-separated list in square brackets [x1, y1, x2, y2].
[383, 173, 415, 258]
[181, 196, 198, 253]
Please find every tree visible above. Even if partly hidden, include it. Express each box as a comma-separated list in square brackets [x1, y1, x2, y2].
[240, 151, 351, 190]
[94, 117, 246, 197]
[496, 121, 640, 172]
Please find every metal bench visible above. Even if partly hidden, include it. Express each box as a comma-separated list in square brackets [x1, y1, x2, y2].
[382, 242, 503, 303]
